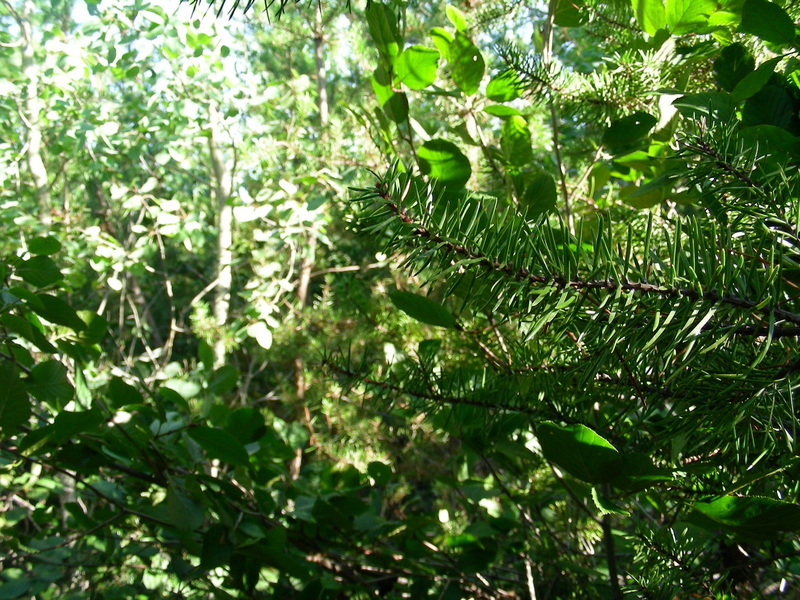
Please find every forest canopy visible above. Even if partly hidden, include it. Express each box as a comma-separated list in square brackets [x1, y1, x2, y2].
[1, 0, 800, 597]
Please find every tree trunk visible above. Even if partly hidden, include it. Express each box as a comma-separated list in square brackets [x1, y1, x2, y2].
[19, 0, 51, 225]
[290, 5, 327, 478]
[207, 101, 234, 371]
[313, 4, 328, 130]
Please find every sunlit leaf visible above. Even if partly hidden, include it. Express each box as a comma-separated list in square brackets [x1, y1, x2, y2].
[633, 0, 666, 34]
[691, 496, 800, 539]
[389, 291, 457, 329]
[449, 32, 484, 95]
[537, 422, 623, 484]
[418, 139, 471, 188]
[395, 45, 439, 90]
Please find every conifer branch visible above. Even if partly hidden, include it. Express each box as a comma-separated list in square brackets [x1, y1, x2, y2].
[374, 188, 800, 328]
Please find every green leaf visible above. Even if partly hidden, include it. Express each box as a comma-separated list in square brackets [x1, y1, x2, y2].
[165, 485, 204, 532]
[71, 311, 108, 345]
[384, 92, 409, 124]
[16, 256, 62, 288]
[106, 377, 143, 408]
[388, 291, 457, 329]
[368, 461, 393, 486]
[225, 407, 266, 444]
[483, 105, 523, 117]
[52, 408, 105, 444]
[207, 365, 239, 396]
[26, 360, 73, 408]
[691, 496, 800, 539]
[430, 27, 453, 61]
[200, 524, 233, 571]
[521, 172, 558, 218]
[28, 236, 61, 256]
[610, 452, 674, 491]
[537, 422, 623, 484]
[445, 5, 468, 31]
[366, 2, 403, 67]
[739, 0, 796, 46]
[0, 313, 57, 353]
[742, 85, 794, 130]
[418, 139, 472, 188]
[449, 32, 485, 95]
[666, 0, 717, 35]
[591, 487, 629, 515]
[554, 0, 588, 27]
[395, 45, 440, 90]
[602, 111, 657, 150]
[713, 43, 755, 92]
[673, 92, 736, 123]
[33, 294, 87, 332]
[373, 66, 409, 123]
[633, 0, 666, 35]
[486, 69, 521, 102]
[501, 115, 533, 167]
[0, 364, 29, 432]
[731, 56, 780, 102]
[188, 426, 250, 467]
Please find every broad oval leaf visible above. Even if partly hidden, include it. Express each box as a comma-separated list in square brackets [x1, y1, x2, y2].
[633, 0, 667, 35]
[449, 32, 485, 95]
[502, 115, 533, 167]
[395, 45, 439, 90]
[483, 105, 522, 118]
[366, 2, 404, 66]
[610, 452, 674, 491]
[602, 111, 658, 150]
[27, 360, 74, 408]
[28, 236, 62, 256]
[691, 495, 800, 539]
[17, 256, 62, 288]
[713, 42, 755, 92]
[554, 0, 588, 27]
[188, 426, 250, 467]
[418, 139, 471, 188]
[666, 0, 716, 35]
[52, 408, 105, 444]
[383, 92, 409, 124]
[207, 365, 239, 396]
[106, 377, 143, 408]
[739, 0, 796, 46]
[225, 407, 266, 444]
[521, 172, 557, 218]
[430, 27, 453, 61]
[388, 291, 457, 329]
[731, 57, 780, 103]
[33, 294, 87, 332]
[537, 422, 622, 484]
[445, 4, 468, 31]
[486, 70, 521, 102]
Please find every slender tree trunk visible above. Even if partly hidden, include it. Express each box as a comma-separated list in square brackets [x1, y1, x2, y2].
[18, 0, 51, 225]
[313, 4, 328, 130]
[289, 5, 327, 478]
[207, 101, 234, 371]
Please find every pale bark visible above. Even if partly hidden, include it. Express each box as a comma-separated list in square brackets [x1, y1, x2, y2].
[207, 101, 234, 370]
[18, 0, 51, 225]
[313, 4, 328, 130]
[290, 5, 328, 478]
